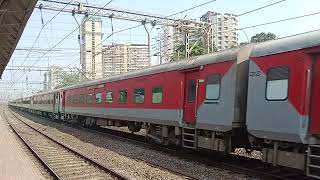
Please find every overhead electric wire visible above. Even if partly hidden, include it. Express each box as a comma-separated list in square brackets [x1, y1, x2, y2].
[10, 0, 115, 87]
[238, 11, 320, 30]
[166, 0, 216, 17]
[277, 28, 320, 40]
[8, 0, 310, 94]
[74, 0, 290, 69]
[160, 0, 288, 58]
[202, 0, 288, 30]
[207, 11, 320, 37]
[11, 0, 74, 76]
[66, 0, 222, 69]
[237, 0, 286, 17]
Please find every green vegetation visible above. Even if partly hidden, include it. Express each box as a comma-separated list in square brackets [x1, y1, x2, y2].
[251, 32, 277, 43]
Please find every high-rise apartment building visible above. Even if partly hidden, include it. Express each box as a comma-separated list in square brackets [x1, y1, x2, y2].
[102, 43, 149, 76]
[200, 11, 238, 51]
[80, 16, 103, 80]
[47, 66, 63, 90]
[43, 72, 48, 91]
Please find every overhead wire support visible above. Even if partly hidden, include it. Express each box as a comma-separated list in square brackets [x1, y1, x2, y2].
[10, 0, 115, 87]
[67, 0, 218, 69]
[37, 0, 217, 27]
[39, 0, 177, 22]
[11, 0, 74, 77]
[175, 0, 288, 58]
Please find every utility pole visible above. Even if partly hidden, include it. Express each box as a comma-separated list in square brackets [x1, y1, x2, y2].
[159, 38, 162, 64]
[185, 31, 190, 59]
[142, 19, 156, 66]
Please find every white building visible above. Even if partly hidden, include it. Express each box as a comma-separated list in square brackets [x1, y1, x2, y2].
[200, 11, 238, 51]
[158, 26, 175, 64]
[102, 43, 149, 76]
[43, 72, 48, 91]
[48, 66, 63, 90]
[80, 16, 103, 80]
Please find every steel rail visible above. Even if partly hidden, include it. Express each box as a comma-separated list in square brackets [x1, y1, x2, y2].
[82, 128, 198, 180]
[2, 109, 62, 180]
[11, 108, 198, 180]
[11, 107, 313, 180]
[5, 108, 130, 180]
[79, 127, 310, 180]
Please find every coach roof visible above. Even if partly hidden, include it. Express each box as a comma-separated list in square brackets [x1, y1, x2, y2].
[62, 47, 239, 91]
[251, 30, 320, 58]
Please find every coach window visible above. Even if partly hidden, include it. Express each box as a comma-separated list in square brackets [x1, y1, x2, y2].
[152, 87, 163, 103]
[95, 92, 102, 104]
[266, 66, 289, 101]
[134, 88, 145, 104]
[67, 96, 71, 104]
[188, 80, 196, 102]
[79, 94, 85, 104]
[119, 90, 127, 104]
[73, 95, 78, 104]
[87, 94, 93, 104]
[106, 91, 113, 104]
[206, 74, 221, 100]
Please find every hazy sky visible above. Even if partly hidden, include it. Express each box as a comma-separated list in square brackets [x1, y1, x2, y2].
[2, 0, 320, 98]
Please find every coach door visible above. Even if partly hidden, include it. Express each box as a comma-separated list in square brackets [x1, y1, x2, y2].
[310, 55, 320, 134]
[54, 93, 59, 113]
[59, 92, 63, 113]
[183, 71, 199, 124]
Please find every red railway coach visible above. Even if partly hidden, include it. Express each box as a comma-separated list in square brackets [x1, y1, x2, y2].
[9, 30, 320, 178]
[247, 31, 320, 176]
[60, 47, 249, 151]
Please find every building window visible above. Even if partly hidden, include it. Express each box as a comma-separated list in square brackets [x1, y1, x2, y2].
[106, 91, 113, 104]
[95, 92, 102, 104]
[79, 94, 85, 104]
[73, 95, 78, 104]
[188, 80, 196, 102]
[206, 74, 221, 100]
[67, 96, 71, 104]
[266, 66, 289, 101]
[87, 94, 93, 104]
[134, 88, 145, 104]
[119, 90, 127, 104]
[152, 87, 163, 104]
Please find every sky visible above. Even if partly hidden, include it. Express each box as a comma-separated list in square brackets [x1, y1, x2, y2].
[2, 0, 320, 99]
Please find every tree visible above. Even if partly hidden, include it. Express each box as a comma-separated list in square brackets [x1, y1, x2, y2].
[56, 71, 81, 89]
[238, 42, 249, 46]
[250, 32, 277, 43]
[172, 43, 207, 62]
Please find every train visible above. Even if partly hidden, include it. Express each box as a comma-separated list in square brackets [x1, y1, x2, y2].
[9, 30, 320, 178]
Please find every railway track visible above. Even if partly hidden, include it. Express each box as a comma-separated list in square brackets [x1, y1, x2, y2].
[3, 108, 130, 180]
[91, 128, 198, 180]
[86, 129, 304, 180]
[82, 127, 314, 180]
[11, 107, 316, 180]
